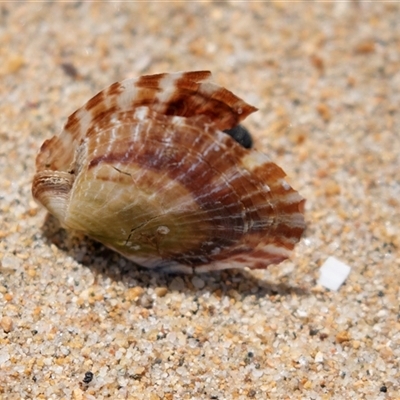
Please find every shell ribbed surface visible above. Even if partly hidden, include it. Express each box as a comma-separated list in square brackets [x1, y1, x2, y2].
[32, 71, 305, 273]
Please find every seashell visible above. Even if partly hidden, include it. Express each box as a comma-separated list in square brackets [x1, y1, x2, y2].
[32, 71, 305, 273]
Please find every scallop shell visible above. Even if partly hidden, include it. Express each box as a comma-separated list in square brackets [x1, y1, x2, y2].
[32, 71, 305, 273]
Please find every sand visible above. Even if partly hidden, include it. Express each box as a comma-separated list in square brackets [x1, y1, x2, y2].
[0, 2, 399, 399]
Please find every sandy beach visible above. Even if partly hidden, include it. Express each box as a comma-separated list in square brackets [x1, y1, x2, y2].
[0, 2, 399, 399]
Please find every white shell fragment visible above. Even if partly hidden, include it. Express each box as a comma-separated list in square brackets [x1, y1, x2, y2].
[318, 256, 351, 291]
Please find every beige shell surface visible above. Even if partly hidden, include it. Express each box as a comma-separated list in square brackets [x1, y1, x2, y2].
[32, 71, 305, 273]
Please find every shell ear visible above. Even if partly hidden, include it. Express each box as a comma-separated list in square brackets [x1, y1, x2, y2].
[32, 170, 74, 225]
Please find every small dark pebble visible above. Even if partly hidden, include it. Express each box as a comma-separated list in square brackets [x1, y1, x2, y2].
[83, 371, 94, 384]
[224, 125, 253, 149]
[319, 332, 328, 340]
[309, 328, 319, 336]
[380, 385, 387, 393]
[378, 290, 385, 297]
[157, 332, 166, 340]
[244, 351, 254, 365]
[61, 62, 79, 79]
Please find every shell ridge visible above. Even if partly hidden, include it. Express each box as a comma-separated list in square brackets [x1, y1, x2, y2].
[84, 115, 282, 249]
